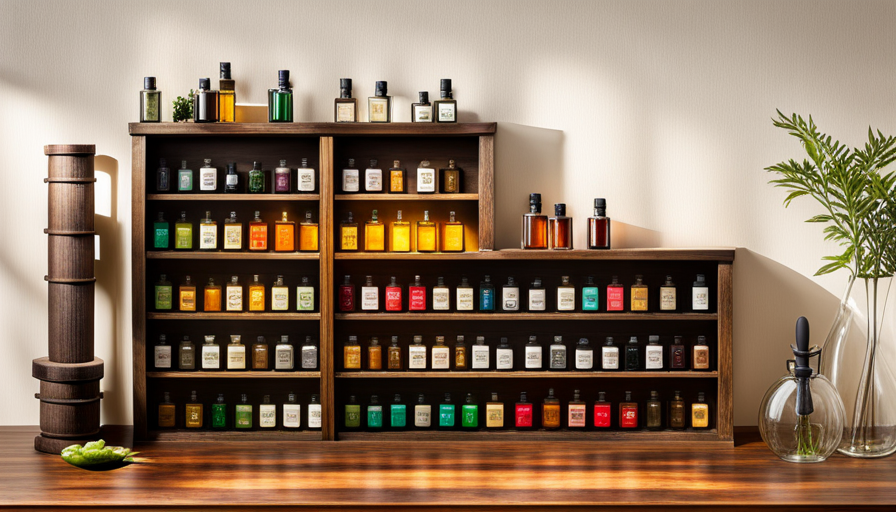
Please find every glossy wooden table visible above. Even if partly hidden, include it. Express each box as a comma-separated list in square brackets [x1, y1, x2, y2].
[1, 426, 893, 510]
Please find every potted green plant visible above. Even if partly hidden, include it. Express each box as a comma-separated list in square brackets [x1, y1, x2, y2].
[172, 89, 194, 123]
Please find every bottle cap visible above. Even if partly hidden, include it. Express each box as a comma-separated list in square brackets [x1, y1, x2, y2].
[159, 158, 167, 167]
[375, 81, 388, 95]
[695, 274, 706, 285]
[529, 193, 541, 204]
[578, 338, 590, 346]
[144, 77, 156, 90]
[394, 393, 401, 402]
[605, 337, 614, 344]
[418, 91, 429, 103]
[217, 393, 225, 403]
[226, 162, 235, 172]
[594, 198, 606, 208]
[649, 335, 660, 344]
[554, 203, 566, 216]
[340, 78, 352, 90]
[370, 394, 379, 404]
[220, 62, 231, 79]
[440, 78, 452, 91]
[278, 70, 290, 86]
[198, 78, 210, 90]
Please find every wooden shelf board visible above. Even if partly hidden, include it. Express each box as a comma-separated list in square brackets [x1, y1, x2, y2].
[335, 248, 735, 261]
[335, 193, 478, 201]
[337, 429, 721, 442]
[335, 312, 718, 321]
[147, 371, 321, 379]
[129, 122, 497, 136]
[148, 429, 322, 441]
[148, 312, 321, 320]
[336, 251, 488, 260]
[147, 251, 320, 260]
[147, 193, 320, 201]
[335, 371, 718, 379]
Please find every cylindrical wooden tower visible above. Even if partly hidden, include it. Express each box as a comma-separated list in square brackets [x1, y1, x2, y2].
[33, 144, 104, 454]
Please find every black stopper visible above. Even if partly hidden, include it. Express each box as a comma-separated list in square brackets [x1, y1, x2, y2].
[144, 77, 156, 90]
[278, 70, 290, 87]
[594, 198, 607, 209]
[220, 62, 231, 79]
[529, 193, 541, 204]
[419, 91, 429, 103]
[198, 78, 210, 90]
[440, 78, 452, 91]
[792, 316, 814, 416]
[555, 203, 566, 216]
[376, 81, 388, 95]
[340, 78, 352, 90]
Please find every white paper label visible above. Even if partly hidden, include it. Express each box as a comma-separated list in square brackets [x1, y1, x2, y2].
[297, 287, 314, 311]
[308, 404, 322, 428]
[646, 346, 664, 369]
[409, 346, 427, 369]
[361, 287, 379, 310]
[433, 289, 450, 310]
[457, 288, 474, 310]
[283, 404, 301, 428]
[437, 102, 456, 122]
[365, 169, 382, 191]
[224, 225, 241, 250]
[200, 169, 216, 191]
[297, 169, 315, 191]
[226, 286, 242, 311]
[342, 169, 359, 192]
[417, 168, 435, 192]
[496, 348, 513, 369]
[432, 347, 450, 369]
[201, 345, 219, 369]
[529, 289, 545, 311]
[693, 287, 709, 310]
[525, 346, 542, 369]
[602, 347, 619, 369]
[557, 288, 575, 311]
[415, 405, 432, 427]
[502, 288, 519, 311]
[260, 404, 276, 427]
[660, 287, 677, 310]
[276, 346, 293, 370]
[272, 287, 289, 311]
[576, 349, 593, 369]
[199, 225, 216, 249]
[227, 345, 246, 369]
[472, 345, 489, 369]
[154, 345, 171, 368]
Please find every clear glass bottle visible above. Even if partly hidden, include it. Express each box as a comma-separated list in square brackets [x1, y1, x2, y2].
[335, 78, 357, 122]
[248, 274, 265, 312]
[441, 211, 464, 252]
[524, 336, 542, 370]
[415, 211, 437, 252]
[249, 211, 268, 251]
[343, 335, 361, 370]
[433, 79, 457, 123]
[693, 335, 710, 370]
[587, 198, 611, 249]
[431, 335, 450, 370]
[454, 335, 467, 370]
[542, 388, 561, 429]
[669, 390, 686, 429]
[549, 335, 567, 370]
[390, 394, 406, 429]
[224, 162, 239, 193]
[416, 160, 436, 194]
[201, 335, 219, 370]
[340, 212, 358, 251]
[549, 203, 573, 250]
[606, 275, 624, 311]
[364, 159, 383, 193]
[645, 335, 664, 370]
[271, 275, 289, 311]
[248, 161, 265, 193]
[155, 158, 170, 192]
[496, 337, 513, 371]
[297, 158, 315, 193]
[462, 393, 478, 428]
[259, 395, 276, 428]
[575, 338, 594, 370]
[235, 394, 252, 428]
[411, 91, 432, 122]
[212, 393, 227, 429]
[274, 212, 295, 252]
[193, 78, 219, 123]
[432, 277, 450, 311]
[178, 335, 195, 370]
[268, 70, 293, 122]
[275, 335, 295, 371]
[390, 210, 410, 252]
[501, 277, 520, 312]
[199, 158, 217, 192]
[308, 395, 322, 430]
[367, 337, 382, 370]
[364, 210, 385, 251]
[471, 336, 489, 370]
[388, 160, 406, 193]
[479, 275, 495, 312]
[528, 278, 546, 312]
[199, 211, 217, 250]
[660, 275, 677, 311]
[440, 160, 462, 194]
[223, 211, 242, 251]
[338, 275, 355, 312]
[227, 335, 245, 370]
[154, 275, 173, 310]
[174, 211, 192, 250]
[153, 212, 169, 250]
[274, 159, 291, 193]
[521, 193, 548, 249]
[361, 275, 379, 311]
[367, 81, 392, 122]
[225, 275, 243, 312]
[368, 395, 383, 429]
[594, 391, 612, 428]
[631, 275, 649, 312]
[625, 336, 640, 371]
[457, 277, 474, 311]
[486, 392, 504, 428]
[185, 390, 203, 428]
[602, 337, 619, 370]
[557, 276, 575, 311]
[342, 158, 360, 193]
[388, 336, 402, 370]
[140, 76, 161, 122]
[646, 391, 662, 430]
[218, 62, 235, 123]
[409, 275, 427, 311]
[179, 275, 196, 312]
[154, 334, 171, 369]
[252, 336, 269, 370]
[177, 160, 193, 192]
[297, 276, 315, 312]
[301, 336, 318, 370]
[693, 274, 710, 311]
[344, 396, 361, 428]
[414, 394, 431, 428]
[283, 392, 301, 429]
[409, 335, 427, 370]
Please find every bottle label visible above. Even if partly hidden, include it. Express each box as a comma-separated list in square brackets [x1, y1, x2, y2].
[444, 225, 463, 251]
[345, 407, 360, 427]
[361, 287, 379, 310]
[576, 350, 593, 369]
[568, 405, 586, 427]
[409, 287, 426, 310]
[646, 346, 663, 369]
[455, 348, 466, 368]
[472, 346, 489, 369]
[557, 289, 575, 311]
[202, 347, 219, 369]
[695, 347, 709, 368]
[497, 349, 513, 369]
[284, 405, 301, 428]
[692, 406, 709, 427]
[368, 406, 383, 428]
[550, 347, 566, 369]
[671, 346, 685, 368]
[175, 226, 192, 249]
[212, 405, 226, 428]
[437, 102, 456, 122]
[276, 348, 293, 369]
[309, 405, 322, 428]
[525, 347, 542, 368]
[275, 225, 294, 251]
[693, 287, 709, 310]
[200, 225, 216, 249]
[365, 170, 382, 191]
[502, 288, 519, 311]
[272, 288, 288, 310]
[390, 171, 404, 192]
[415, 406, 431, 427]
[180, 348, 195, 369]
[543, 406, 560, 427]
[226, 287, 242, 311]
[487, 406, 503, 427]
[391, 405, 406, 427]
[660, 287, 677, 310]
[631, 287, 649, 311]
[297, 170, 315, 191]
[260, 405, 276, 427]
[670, 406, 684, 427]
[409, 346, 426, 369]
[432, 289, 450, 310]
[275, 171, 290, 192]
[200, 170, 216, 191]
[462, 406, 477, 427]
[154, 227, 169, 249]
[582, 288, 599, 311]
[248, 171, 265, 193]
[417, 169, 435, 192]
[341, 226, 357, 250]
[445, 172, 458, 193]
[180, 290, 195, 311]
[297, 289, 314, 311]
[154, 346, 171, 368]
[344, 347, 361, 368]
[515, 404, 533, 427]
[336, 102, 355, 122]
[528, 289, 545, 311]
[224, 225, 242, 250]
[621, 406, 638, 428]
[249, 288, 264, 311]
[302, 347, 317, 369]
[480, 289, 494, 311]
[594, 404, 611, 427]
[178, 171, 192, 191]
[249, 226, 267, 250]
[457, 288, 474, 310]
[228, 347, 245, 369]
[226, 174, 238, 186]
[388, 348, 401, 369]
[414, 105, 432, 122]
[432, 348, 449, 369]
[339, 286, 354, 311]
[235, 406, 252, 427]
[439, 405, 455, 427]
[607, 286, 624, 311]
[385, 287, 402, 311]
[342, 170, 359, 192]
[369, 98, 389, 122]
[155, 285, 172, 309]
[602, 348, 619, 369]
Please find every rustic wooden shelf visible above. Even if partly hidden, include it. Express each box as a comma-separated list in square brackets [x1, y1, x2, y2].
[147, 371, 321, 379]
[148, 193, 320, 201]
[334, 248, 735, 260]
[147, 312, 321, 320]
[148, 429, 322, 441]
[335, 193, 479, 201]
[337, 429, 721, 442]
[335, 251, 488, 260]
[335, 312, 718, 321]
[335, 371, 719, 379]
[147, 251, 320, 260]
[129, 122, 497, 136]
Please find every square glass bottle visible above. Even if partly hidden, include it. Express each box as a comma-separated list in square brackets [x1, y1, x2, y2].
[587, 198, 611, 249]
[268, 70, 293, 122]
[140, 77, 161, 123]
[439, 160, 462, 193]
[521, 193, 548, 249]
[299, 210, 319, 252]
[416, 211, 437, 252]
[364, 210, 385, 251]
[364, 159, 382, 193]
[433, 79, 457, 123]
[274, 212, 296, 252]
[218, 62, 235, 123]
[548, 203, 573, 250]
[340, 212, 358, 251]
[440, 211, 464, 252]
[416, 160, 436, 193]
[367, 81, 391, 123]
[390, 210, 411, 252]
[334, 78, 357, 122]
[388, 160, 406, 193]
[412, 91, 432, 122]
[193, 78, 219, 123]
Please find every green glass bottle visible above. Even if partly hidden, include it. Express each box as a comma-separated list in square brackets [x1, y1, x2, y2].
[461, 392, 479, 428]
[439, 393, 456, 428]
[235, 394, 252, 429]
[345, 395, 361, 428]
[153, 212, 169, 249]
[212, 393, 227, 428]
[367, 395, 383, 429]
[177, 160, 193, 192]
[174, 211, 192, 249]
[582, 276, 599, 311]
[268, 70, 294, 122]
[390, 394, 406, 428]
[248, 161, 265, 193]
[154, 274, 172, 310]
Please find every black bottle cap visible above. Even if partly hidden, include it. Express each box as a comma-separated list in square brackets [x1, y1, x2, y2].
[529, 193, 541, 204]
[220, 62, 231, 79]
[594, 198, 606, 208]
[144, 77, 156, 90]
[440, 78, 452, 91]
[198, 78, 210, 90]
[340, 78, 352, 90]
[375, 81, 388, 95]
[419, 91, 429, 103]
[278, 70, 290, 87]
[555, 203, 566, 216]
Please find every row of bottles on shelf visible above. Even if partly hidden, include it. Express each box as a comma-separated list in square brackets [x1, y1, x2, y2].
[338, 274, 711, 313]
[158, 391, 322, 430]
[341, 159, 464, 194]
[153, 334, 318, 371]
[522, 194, 610, 250]
[342, 334, 711, 372]
[154, 274, 316, 312]
[339, 210, 465, 252]
[153, 211, 318, 252]
[343, 389, 712, 431]
[139, 64, 459, 124]
[155, 158, 316, 194]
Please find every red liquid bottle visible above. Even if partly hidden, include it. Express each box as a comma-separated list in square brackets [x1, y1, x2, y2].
[515, 391, 533, 428]
[670, 335, 686, 369]
[619, 390, 638, 428]
[593, 391, 611, 427]
[409, 274, 427, 311]
[587, 198, 610, 249]
[385, 276, 402, 312]
[607, 276, 624, 311]
[338, 275, 355, 312]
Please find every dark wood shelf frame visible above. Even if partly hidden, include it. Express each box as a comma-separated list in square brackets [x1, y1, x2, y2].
[147, 371, 321, 379]
[148, 193, 321, 201]
[335, 312, 719, 321]
[147, 251, 320, 260]
[335, 371, 719, 379]
[337, 429, 721, 442]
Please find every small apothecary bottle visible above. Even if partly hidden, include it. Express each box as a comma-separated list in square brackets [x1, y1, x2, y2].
[415, 394, 431, 428]
[409, 335, 427, 370]
[669, 390, 685, 429]
[248, 274, 265, 312]
[218, 62, 235, 123]
[283, 393, 301, 429]
[522, 193, 548, 249]
[224, 163, 239, 193]
[140, 76, 161, 122]
[416, 160, 436, 194]
[367, 337, 382, 370]
[660, 275, 677, 311]
[557, 276, 575, 311]
[549, 203, 573, 250]
[631, 275, 649, 311]
[625, 336, 640, 370]
[515, 392, 533, 429]
[259, 395, 276, 428]
[412, 91, 432, 122]
[223, 212, 242, 250]
[177, 162, 193, 192]
[225, 276, 242, 311]
[248, 161, 265, 193]
[227, 335, 245, 370]
[178, 335, 195, 370]
[496, 337, 513, 370]
[193, 78, 219, 123]
[249, 211, 268, 251]
[390, 394, 406, 428]
[693, 335, 710, 370]
[274, 160, 291, 193]
[646, 391, 662, 430]
[501, 277, 520, 312]
[340, 212, 358, 251]
[479, 275, 495, 312]
[179, 276, 196, 312]
[416, 212, 437, 252]
[620, 391, 638, 428]
[486, 393, 504, 428]
[334, 78, 357, 122]
[308, 395, 322, 430]
[529, 278, 545, 312]
[454, 335, 467, 370]
[199, 211, 216, 250]
[409, 275, 427, 311]
[235, 394, 252, 429]
[268, 70, 293, 122]
[252, 336, 269, 370]
[441, 211, 465, 252]
[542, 388, 561, 430]
[439, 394, 455, 428]
[645, 335, 663, 370]
[549, 336, 567, 370]
[606, 276, 624, 311]
[199, 158, 217, 192]
[185, 391, 203, 428]
[471, 336, 489, 370]
[602, 337, 619, 370]
[275, 335, 294, 371]
[692, 274, 710, 311]
[390, 211, 410, 252]
[587, 198, 611, 249]
[271, 275, 289, 311]
[154, 334, 171, 369]
[594, 391, 611, 427]
[568, 390, 586, 428]
[297, 158, 315, 192]
[440, 160, 461, 193]
[212, 394, 227, 429]
[338, 275, 355, 312]
[433, 79, 457, 123]
[582, 276, 599, 311]
[344, 396, 361, 428]
[301, 336, 318, 370]
[368, 395, 383, 429]
[368, 81, 391, 123]
[274, 212, 296, 252]
[201, 335, 219, 370]
[343, 335, 361, 370]
[153, 274, 171, 310]
[155, 158, 170, 192]
[670, 336, 686, 369]
[342, 159, 360, 193]
[385, 276, 402, 311]
[153, 212, 169, 249]
[462, 393, 478, 428]
[389, 160, 405, 193]
[524, 336, 542, 369]
[364, 210, 385, 251]
[575, 338, 594, 370]
[364, 159, 382, 193]
[432, 277, 450, 311]
[388, 336, 402, 370]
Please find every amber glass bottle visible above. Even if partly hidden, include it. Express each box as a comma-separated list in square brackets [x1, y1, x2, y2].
[299, 210, 319, 251]
[522, 193, 548, 249]
[587, 198, 611, 249]
[542, 388, 561, 430]
[548, 203, 573, 250]
[367, 337, 383, 370]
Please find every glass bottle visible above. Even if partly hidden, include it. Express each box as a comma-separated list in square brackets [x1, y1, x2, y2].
[645, 335, 663, 370]
[174, 211, 192, 249]
[301, 336, 318, 370]
[390, 394, 406, 429]
[308, 395, 322, 430]
[409, 335, 427, 370]
[620, 391, 638, 428]
[227, 335, 246, 370]
[416, 211, 437, 252]
[364, 210, 385, 251]
[587, 198, 611, 249]
[385, 276, 402, 312]
[361, 275, 379, 311]
[409, 275, 427, 311]
[224, 162, 239, 193]
[154, 275, 173, 311]
[549, 335, 567, 370]
[454, 335, 467, 370]
[669, 391, 686, 429]
[179, 275, 196, 312]
[335, 78, 357, 122]
[283, 393, 301, 429]
[225, 276, 243, 312]
[557, 276, 575, 311]
[670, 335, 686, 370]
[223, 212, 242, 250]
[602, 337, 619, 370]
[212, 394, 227, 428]
[344, 396, 361, 428]
[548, 203, 573, 250]
[343, 335, 361, 370]
[296, 211, 318, 252]
[367, 395, 383, 429]
[479, 275, 495, 312]
[268, 70, 293, 122]
[367, 336, 382, 370]
[390, 211, 410, 252]
[471, 336, 489, 370]
[411, 91, 432, 122]
[692, 392, 710, 428]
[692, 274, 710, 311]
[575, 338, 594, 370]
[416, 160, 436, 193]
[582, 276, 599, 311]
[606, 276, 624, 311]
[439, 393, 456, 428]
[340, 212, 358, 251]
[154, 334, 171, 369]
[433, 79, 457, 123]
[431, 336, 450, 370]
[462, 393, 478, 428]
[441, 211, 464, 252]
[297, 158, 315, 193]
[521, 193, 548, 249]
[342, 159, 359, 193]
[568, 390, 586, 428]
[693, 335, 710, 370]
[388, 160, 406, 193]
[249, 211, 268, 251]
[542, 388, 561, 429]
[193, 78, 219, 123]
[525, 336, 542, 370]
[248, 274, 265, 312]
[364, 159, 382, 193]
[486, 392, 504, 428]
[338, 275, 355, 312]
[140, 76, 161, 122]
[153, 212, 169, 249]
[594, 391, 612, 427]
[457, 277, 474, 311]
[199, 211, 217, 250]
[625, 336, 640, 371]
[646, 390, 662, 430]
[274, 159, 291, 193]
[185, 390, 203, 428]
[218, 62, 235, 123]
[248, 161, 265, 193]
[271, 275, 289, 311]
[440, 160, 462, 194]
[660, 275, 677, 311]
[515, 392, 533, 429]
[259, 395, 276, 428]
[432, 277, 450, 311]
[177, 160, 193, 192]
[368, 81, 392, 123]
[631, 275, 649, 312]
[414, 394, 431, 428]
[501, 277, 519, 312]
[496, 337, 513, 371]
[235, 394, 252, 429]
[274, 212, 295, 252]
[178, 335, 195, 370]
[528, 278, 545, 312]
[199, 158, 217, 192]
[155, 158, 170, 192]
[252, 336, 269, 370]
[387, 336, 402, 370]
[201, 335, 219, 370]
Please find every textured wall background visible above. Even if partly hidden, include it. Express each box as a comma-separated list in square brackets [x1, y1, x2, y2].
[1, 0, 894, 426]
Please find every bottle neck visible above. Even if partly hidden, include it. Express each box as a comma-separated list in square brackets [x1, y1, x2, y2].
[340, 88, 351, 99]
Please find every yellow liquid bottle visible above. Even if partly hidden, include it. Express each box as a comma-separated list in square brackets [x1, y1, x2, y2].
[203, 278, 222, 311]
[218, 62, 235, 122]
[692, 391, 710, 428]
[391, 210, 411, 252]
[441, 210, 464, 252]
[249, 274, 265, 312]
[179, 275, 196, 312]
[486, 392, 504, 428]
[631, 275, 649, 311]
[365, 209, 385, 251]
[389, 160, 405, 193]
[185, 390, 203, 428]
[344, 335, 361, 370]
[299, 210, 319, 251]
[416, 210, 438, 253]
[274, 211, 296, 252]
[340, 212, 358, 251]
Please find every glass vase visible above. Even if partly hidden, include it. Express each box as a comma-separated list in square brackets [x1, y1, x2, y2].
[821, 275, 896, 458]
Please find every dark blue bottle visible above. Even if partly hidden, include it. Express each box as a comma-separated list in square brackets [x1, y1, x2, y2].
[480, 275, 495, 312]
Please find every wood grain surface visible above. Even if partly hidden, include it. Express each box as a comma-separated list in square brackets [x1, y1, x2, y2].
[128, 122, 497, 136]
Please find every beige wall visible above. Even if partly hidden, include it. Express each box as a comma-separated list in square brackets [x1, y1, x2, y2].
[2, 0, 894, 427]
